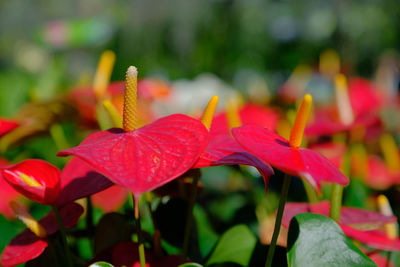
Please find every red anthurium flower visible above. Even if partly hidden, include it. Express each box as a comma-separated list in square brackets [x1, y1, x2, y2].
[281, 201, 400, 252]
[306, 76, 383, 138]
[232, 124, 349, 190]
[57, 114, 209, 197]
[1, 159, 60, 205]
[111, 241, 182, 267]
[305, 107, 381, 138]
[0, 118, 19, 137]
[91, 185, 128, 212]
[1, 158, 114, 207]
[1, 202, 83, 267]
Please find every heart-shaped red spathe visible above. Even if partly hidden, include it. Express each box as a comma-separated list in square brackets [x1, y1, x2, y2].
[1, 202, 83, 267]
[194, 132, 273, 189]
[281, 201, 396, 229]
[232, 124, 349, 190]
[57, 114, 209, 196]
[1, 159, 61, 206]
[56, 157, 114, 207]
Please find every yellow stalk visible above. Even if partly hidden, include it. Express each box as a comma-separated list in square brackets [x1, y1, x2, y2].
[201, 96, 219, 130]
[377, 195, 398, 239]
[334, 74, 354, 126]
[289, 94, 312, 148]
[103, 100, 123, 128]
[19, 172, 41, 187]
[11, 202, 47, 238]
[379, 133, 400, 172]
[226, 97, 242, 131]
[123, 66, 139, 132]
[93, 50, 116, 100]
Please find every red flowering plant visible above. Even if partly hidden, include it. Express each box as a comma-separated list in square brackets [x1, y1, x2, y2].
[305, 75, 383, 140]
[0, 157, 115, 267]
[232, 94, 349, 267]
[58, 66, 209, 266]
[57, 66, 283, 266]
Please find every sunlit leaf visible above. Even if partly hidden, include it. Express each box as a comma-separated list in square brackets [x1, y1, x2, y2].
[287, 213, 377, 267]
[206, 225, 256, 266]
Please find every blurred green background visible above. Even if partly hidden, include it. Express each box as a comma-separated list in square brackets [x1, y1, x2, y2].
[1, 0, 399, 96]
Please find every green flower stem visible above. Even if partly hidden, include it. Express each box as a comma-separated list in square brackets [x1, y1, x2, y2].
[134, 194, 146, 267]
[386, 251, 392, 267]
[265, 173, 292, 267]
[329, 183, 344, 222]
[49, 124, 70, 151]
[86, 196, 94, 241]
[52, 206, 73, 267]
[302, 179, 318, 203]
[181, 169, 201, 263]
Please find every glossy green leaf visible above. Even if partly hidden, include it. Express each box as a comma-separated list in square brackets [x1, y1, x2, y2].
[88, 262, 114, 267]
[287, 213, 377, 267]
[206, 224, 256, 266]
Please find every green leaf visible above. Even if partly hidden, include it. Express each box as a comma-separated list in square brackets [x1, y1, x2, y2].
[179, 263, 204, 267]
[194, 204, 219, 257]
[206, 224, 256, 266]
[88, 262, 114, 267]
[287, 213, 377, 267]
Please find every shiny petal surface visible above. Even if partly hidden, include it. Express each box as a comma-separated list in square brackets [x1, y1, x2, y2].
[1, 159, 60, 205]
[232, 125, 349, 190]
[56, 157, 113, 207]
[58, 114, 208, 195]
[194, 132, 273, 188]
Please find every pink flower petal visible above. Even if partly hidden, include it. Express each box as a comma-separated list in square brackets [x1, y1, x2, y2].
[58, 114, 208, 196]
[232, 125, 348, 190]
